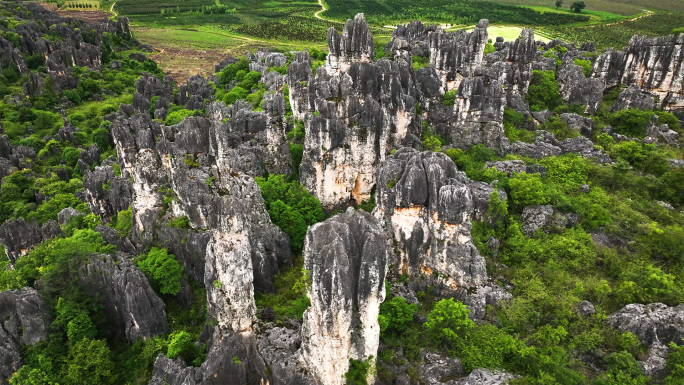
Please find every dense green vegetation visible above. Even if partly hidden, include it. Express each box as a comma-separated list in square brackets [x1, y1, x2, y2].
[323, 0, 589, 25]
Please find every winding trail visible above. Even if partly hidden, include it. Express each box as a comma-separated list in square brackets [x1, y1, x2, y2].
[314, 0, 334, 22]
[109, 1, 117, 18]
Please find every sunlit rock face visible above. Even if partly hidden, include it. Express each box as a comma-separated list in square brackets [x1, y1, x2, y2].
[592, 34, 684, 112]
[299, 208, 387, 385]
[295, 14, 422, 209]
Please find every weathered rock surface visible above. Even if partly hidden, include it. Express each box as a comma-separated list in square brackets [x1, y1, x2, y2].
[454, 369, 519, 385]
[608, 303, 684, 346]
[0, 288, 49, 385]
[593, 34, 684, 112]
[521, 205, 579, 236]
[79, 254, 168, 343]
[296, 14, 421, 208]
[0, 218, 59, 263]
[374, 148, 493, 292]
[83, 165, 133, 221]
[299, 208, 387, 385]
[611, 85, 656, 112]
[418, 350, 464, 385]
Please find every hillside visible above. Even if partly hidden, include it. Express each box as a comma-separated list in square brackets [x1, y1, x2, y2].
[0, 2, 683, 385]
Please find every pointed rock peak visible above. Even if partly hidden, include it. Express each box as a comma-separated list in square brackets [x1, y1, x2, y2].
[476, 19, 489, 29]
[508, 28, 537, 64]
[326, 13, 375, 69]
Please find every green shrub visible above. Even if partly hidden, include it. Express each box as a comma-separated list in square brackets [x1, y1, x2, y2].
[665, 342, 684, 385]
[256, 174, 324, 253]
[509, 172, 549, 208]
[442, 90, 457, 107]
[424, 298, 474, 346]
[344, 358, 372, 385]
[65, 339, 116, 385]
[608, 109, 653, 138]
[526, 70, 561, 111]
[164, 109, 194, 126]
[573, 58, 592, 77]
[223, 86, 249, 105]
[136, 247, 184, 295]
[379, 297, 417, 336]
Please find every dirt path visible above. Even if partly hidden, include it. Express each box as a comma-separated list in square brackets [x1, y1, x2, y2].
[314, 0, 334, 22]
[109, 2, 117, 18]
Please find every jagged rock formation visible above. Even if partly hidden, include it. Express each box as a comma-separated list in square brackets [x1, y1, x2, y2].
[295, 14, 422, 208]
[111, 111, 291, 332]
[373, 148, 509, 318]
[374, 148, 491, 290]
[610, 84, 656, 112]
[79, 254, 168, 343]
[83, 165, 134, 221]
[608, 303, 684, 346]
[299, 208, 387, 385]
[0, 218, 61, 263]
[454, 369, 519, 385]
[557, 58, 605, 114]
[0, 288, 49, 385]
[521, 205, 579, 236]
[592, 34, 684, 112]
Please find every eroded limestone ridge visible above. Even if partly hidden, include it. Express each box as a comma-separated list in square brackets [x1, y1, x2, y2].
[299, 208, 387, 385]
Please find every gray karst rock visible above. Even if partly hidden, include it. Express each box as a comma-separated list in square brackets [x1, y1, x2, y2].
[611, 85, 656, 112]
[640, 342, 670, 380]
[510, 130, 611, 163]
[297, 14, 421, 208]
[560, 113, 594, 137]
[57, 207, 83, 224]
[373, 148, 508, 315]
[454, 369, 520, 385]
[299, 208, 387, 385]
[557, 59, 605, 114]
[82, 165, 133, 221]
[111, 111, 292, 334]
[593, 34, 684, 112]
[0, 218, 57, 263]
[0, 288, 49, 385]
[608, 303, 684, 346]
[287, 51, 314, 120]
[79, 254, 168, 343]
[521, 205, 579, 236]
[418, 349, 464, 385]
[429, 19, 489, 92]
[578, 300, 596, 317]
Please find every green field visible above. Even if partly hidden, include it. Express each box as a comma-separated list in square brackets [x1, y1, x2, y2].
[107, 0, 684, 81]
[493, 0, 684, 14]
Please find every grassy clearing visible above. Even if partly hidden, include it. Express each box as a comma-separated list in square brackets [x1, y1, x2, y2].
[464, 25, 551, 43]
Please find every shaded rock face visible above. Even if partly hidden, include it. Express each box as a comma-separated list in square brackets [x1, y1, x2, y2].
[418, 350, 464, 385]
[299, 208, 387, 385]
[111, 108, 292, 334]
[608, 303, 684, 346]
[454, 369, 519, 385]
[0, 288, 49, 385]
[373, 148, 495, 293]
[295, 14, 422, 208]
[82, 165, 133, 221]
[429, 20, 489, 92]
[510, 130, 611, 163]
[79, 254, 168, 344]
[557, 59, 605, 114]
[149, 332, 260, 385]
[0, 218, 60, 263]
[611, 85, 656, 112]
[593, 34, 684, 112]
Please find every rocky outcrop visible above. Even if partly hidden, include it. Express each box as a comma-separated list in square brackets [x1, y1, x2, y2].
[521, 205, 579, 236]
[287, 52, 314, 120]
[608, 303, 684, 346]
[557, 59, 605, 114]
[510, 131, 611, 163]
[297, 14, 421, 208]
[0, 218, 61, 263]
[418, 350, 464, 385]
[610, 85, 656, 112]
[0, 288, 49, 385]
[299, 208, 387, 385]
[454, 369, 519, 385]
[83, 165, 133, 221]
[373, 148, 497, 296]
[111, 101, 292, 334]
[592, 34, 684, 112]
[79, 254, 168, 343]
